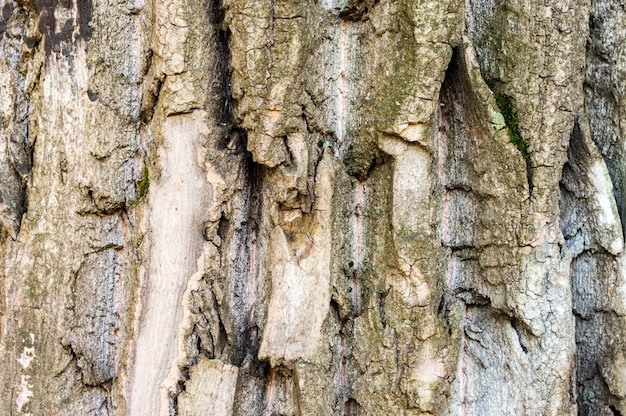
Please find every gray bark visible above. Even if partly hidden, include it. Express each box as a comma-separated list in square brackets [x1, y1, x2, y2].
[0, 0, 625, 415]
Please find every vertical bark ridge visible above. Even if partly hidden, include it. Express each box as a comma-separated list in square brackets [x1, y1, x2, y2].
[573, 2, 626, 414]
[0, 0, 37, 240]
[0, 0, 146, 412]
[585, 0, 626, 236]
[560, 118, 626, 415]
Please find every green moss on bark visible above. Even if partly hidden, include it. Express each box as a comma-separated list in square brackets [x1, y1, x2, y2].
[137, 162, 150, 198]
[130, 160, 150, 207]
[486, 81, 529, 159]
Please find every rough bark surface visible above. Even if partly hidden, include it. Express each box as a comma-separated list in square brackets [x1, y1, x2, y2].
[1, 0, 626, 415]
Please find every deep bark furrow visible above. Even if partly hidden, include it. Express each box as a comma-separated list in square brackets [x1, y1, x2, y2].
[560, 118, 626, 415]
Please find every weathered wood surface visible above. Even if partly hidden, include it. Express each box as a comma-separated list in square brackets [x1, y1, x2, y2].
[1, 0, 626, 415]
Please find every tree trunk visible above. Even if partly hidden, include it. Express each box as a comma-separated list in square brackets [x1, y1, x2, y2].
[0, 0, 625, 414]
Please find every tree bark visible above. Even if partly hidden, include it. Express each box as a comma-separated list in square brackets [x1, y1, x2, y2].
[0, 0, 625, 415]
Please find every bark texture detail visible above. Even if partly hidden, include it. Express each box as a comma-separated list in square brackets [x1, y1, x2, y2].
[1, 0, 626, 415]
